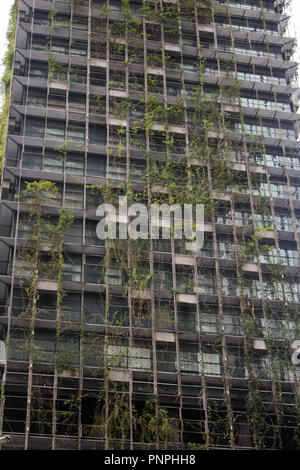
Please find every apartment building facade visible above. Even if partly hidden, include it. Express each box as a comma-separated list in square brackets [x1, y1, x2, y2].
[0, 0, 300, 450]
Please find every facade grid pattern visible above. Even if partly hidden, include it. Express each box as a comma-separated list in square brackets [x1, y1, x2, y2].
[0, 0, 300, 450]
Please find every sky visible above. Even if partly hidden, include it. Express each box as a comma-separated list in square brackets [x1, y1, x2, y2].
[0, 0, 14, 103]
[288, 0, 300, 61]
[0, 0, 14, 75]
[0, 0, 299, 96]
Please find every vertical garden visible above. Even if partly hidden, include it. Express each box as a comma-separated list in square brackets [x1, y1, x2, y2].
[0, 0, 299, 450]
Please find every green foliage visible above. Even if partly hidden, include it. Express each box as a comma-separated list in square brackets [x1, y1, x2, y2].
[16, 180, 74, 372]
[2, 0, 299, 451]
[0, 0, 17, 175]
[89, 390, 176, 450]
[138, 399, 177, 449]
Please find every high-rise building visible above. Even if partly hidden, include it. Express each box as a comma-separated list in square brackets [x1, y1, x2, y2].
[0, 0, 300, 450]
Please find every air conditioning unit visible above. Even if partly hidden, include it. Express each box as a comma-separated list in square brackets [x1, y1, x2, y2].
[0, 341, 6, 368]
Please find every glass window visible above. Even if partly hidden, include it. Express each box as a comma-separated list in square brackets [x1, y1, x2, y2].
[69, 93, 86, 113]
[87, 155, 106, 176]
[84, 293, 105, 325]
[85, 220, 105, 246]
[89, 125, 106, 145]
[61, 293, 81, 323]
[66, 154, 84, 175]
[202, 353, 221, 376]
[48, 93, 66, 110]
[65, 219, 83, 244]
[106, 267, 123, 286]
[45, 121, 65, 141]
[65, 186, 84, 209]
[197, 274, 216, 294]
[25, 118, 45, 138]
[67, 124, 85, 144]
[63, 255, 82, 282]
[107, 345, 151, 370]
[27, 90, 46, 107]
[22, 152, 42, 170]
[180, 351, 200, 373]
[34, 331, 55, 363]
[57, 334, 80, 366]
[44, 154, 63, 173]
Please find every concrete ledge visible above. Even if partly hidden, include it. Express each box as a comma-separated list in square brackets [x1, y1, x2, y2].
[242, 262, 258, 273]
[90, 58, 107, 68]
[175, 254, 194, 266]
[253, 339, 266, 350]
[37, 280, 58, 291]
[177, 293, 197, 304]
[109, 90, 128, 98]
[151, 184, 168, 194]
[109, 370, 130, 382]
[58, 369, 79, 378]
[156, 331, 175, 343]
[2, 180, 10, 189]
[198, 25, 214, 33]
[147, 67, 164, 75]
[49, 81, 67, 90]
[260, 231, 275, 239]
[131, 289, 152, 300]
[108, 117, 127, 127]
[164, 43, 181, 52]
